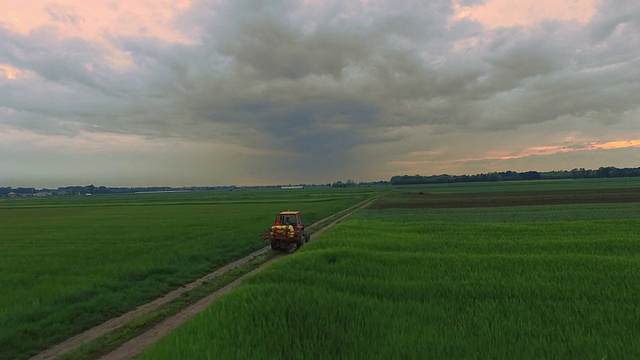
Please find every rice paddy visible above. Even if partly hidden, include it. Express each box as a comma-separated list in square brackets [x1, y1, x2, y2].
[140, 180, 640, 359]
[0, 187, 373, 359]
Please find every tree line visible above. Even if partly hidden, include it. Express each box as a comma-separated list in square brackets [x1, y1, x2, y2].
[390, 166, 640, 185]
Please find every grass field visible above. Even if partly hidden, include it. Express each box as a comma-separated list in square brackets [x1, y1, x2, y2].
[140, 179, 640, 359]
[388, 177, 640, 194]
[0, 187, 376, 359]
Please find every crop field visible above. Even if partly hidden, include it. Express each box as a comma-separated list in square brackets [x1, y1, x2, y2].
[0, 187, 376, 359]
[141, 179, 640, 359]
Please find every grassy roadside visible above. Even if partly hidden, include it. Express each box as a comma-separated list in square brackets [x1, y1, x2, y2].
[49, 196, 373, 360]
[57, 252, 278, 360]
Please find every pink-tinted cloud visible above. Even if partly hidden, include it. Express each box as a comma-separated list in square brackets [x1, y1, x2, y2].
[2, 1, 193, 40]
[453, 0, 598, 28]
[391, 138, 640, 166]
[0, 64, 29, 79]
[589, 139, 640, 150]
[2, 0, 195, 68]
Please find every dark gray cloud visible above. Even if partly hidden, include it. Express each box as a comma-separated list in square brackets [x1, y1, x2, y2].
[1, 0, 639, 186]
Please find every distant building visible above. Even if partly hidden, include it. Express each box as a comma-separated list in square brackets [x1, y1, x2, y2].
[35, 192, 53, 197]
[8, 192, 16, 198]
[281, 186, 304, 189]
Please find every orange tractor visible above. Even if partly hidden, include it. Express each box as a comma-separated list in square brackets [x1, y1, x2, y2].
[260, 211, 310, 251]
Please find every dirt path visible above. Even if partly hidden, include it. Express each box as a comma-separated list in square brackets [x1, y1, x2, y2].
[30, 248, 272, 360]
[32, 194, 381, 360]
[97, 256, 282, 360]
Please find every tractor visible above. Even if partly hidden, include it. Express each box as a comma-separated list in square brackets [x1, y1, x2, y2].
[260, 211, 310, 251]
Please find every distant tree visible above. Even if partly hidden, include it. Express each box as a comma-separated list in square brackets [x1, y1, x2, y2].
[15, 187, 35, 195]
[501, 171, 522, 181]
[332, 180, 358, 188]
[541, 170, 572, 180]
[520, 171, 542, 180]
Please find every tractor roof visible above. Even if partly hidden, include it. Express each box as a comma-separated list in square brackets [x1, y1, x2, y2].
[278, 211, 300, 215]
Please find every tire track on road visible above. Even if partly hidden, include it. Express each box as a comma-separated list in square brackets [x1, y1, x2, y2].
[32, 193, 382, 360]
[98, 194, 382, 360]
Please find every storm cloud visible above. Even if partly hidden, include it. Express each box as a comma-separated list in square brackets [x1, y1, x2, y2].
[1, 0, 639, 186]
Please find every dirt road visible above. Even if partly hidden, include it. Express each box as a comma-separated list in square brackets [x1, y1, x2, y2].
[32, 194, 382, 360]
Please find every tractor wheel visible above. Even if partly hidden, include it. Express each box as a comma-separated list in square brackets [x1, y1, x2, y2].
[296, 237, 304, 249]
[270, 242, 279, 251]
[305, 233, 311, 243]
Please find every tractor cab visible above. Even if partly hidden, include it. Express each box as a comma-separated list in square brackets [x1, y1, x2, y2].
[275, 211, 303, 228]
[261, 211, 310, 251]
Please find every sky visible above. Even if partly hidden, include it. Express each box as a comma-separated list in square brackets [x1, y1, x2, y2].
[1, 0, 639, 187]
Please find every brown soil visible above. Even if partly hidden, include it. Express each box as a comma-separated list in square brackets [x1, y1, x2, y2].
[371, 188, 640, 209]
[32, 194, 382, 360]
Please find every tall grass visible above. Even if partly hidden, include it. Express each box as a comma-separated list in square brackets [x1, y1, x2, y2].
[0, 187, 375, 359]
[141, 200, 640, 359]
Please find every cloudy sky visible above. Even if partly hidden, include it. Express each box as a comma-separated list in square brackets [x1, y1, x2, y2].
[1, 0, 639, 187]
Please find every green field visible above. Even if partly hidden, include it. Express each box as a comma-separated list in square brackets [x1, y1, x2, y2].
[0, 187, 376, 359]
[387, 177, 640, 194]
[141, 179, 640, 359]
